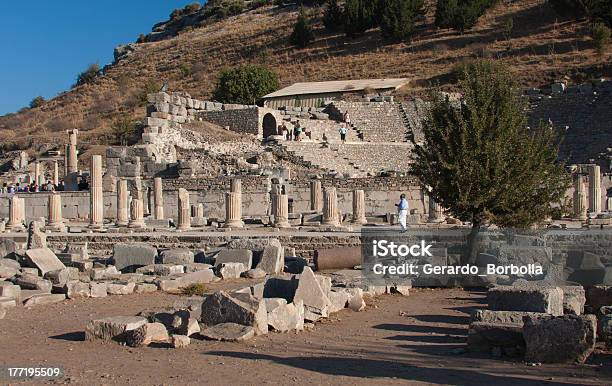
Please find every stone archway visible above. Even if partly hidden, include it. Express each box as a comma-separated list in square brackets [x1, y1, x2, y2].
[262, 113, 278, 138]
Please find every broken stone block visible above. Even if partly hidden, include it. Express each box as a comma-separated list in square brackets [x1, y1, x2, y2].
[111, 243, 157, 272]
[523, 314, 597, 363]
[72, 260, 94, 272]
[267, 300, 304, 332]
[155, 279, 181, 293]
[471, 310, 549, 326]
[171, 334, 190, 348]
[45, 269, 70, 287]
[586, 285, 612, 312]
[136, 264, 184, 276]
[63, 281, 90, 299]
[0, 258, 20, 270]
[218, 263, 246, 279]
[200, 291, 268, 335]
[23, 293, 65, 307]
[243, 268, 266, 279]
[134, 283, 157, 294]
[200, 323, 255, 342]
[106, 282, 136, 295]
[562, 285, 586, 315]
[85, 316, 148, 342]
[215, 249, 252, 269]
[487, 284, 563, 315]
[24, 248, 65, 276]
[388, 284, 411, 296]
[293, 267, 331, 321]
[13, 274, 52, 292]
[256, 245, 283, 274]
[467, 322, 524, 355]
[159, 249, 195, 265]
[0, 265, 18, 279]
[0, 282, 21, 301]
[173, 315, 200, 337]
[328, 289, 349, 313]
[347, 287, 366, 312]
[264, 298, 287, 312]
[90, 266, 119, 280]
[176, 269, 216, 286]
[0, 297, 17, 308]
[90, 282, 108, 298]
[183, 263, 213, 273]
[125, 322, 171, 347]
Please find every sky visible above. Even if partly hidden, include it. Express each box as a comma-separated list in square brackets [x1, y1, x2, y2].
[0, 0, 200, 115]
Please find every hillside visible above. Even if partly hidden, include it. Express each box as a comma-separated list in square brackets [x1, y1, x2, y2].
[0, 0, 610, 154]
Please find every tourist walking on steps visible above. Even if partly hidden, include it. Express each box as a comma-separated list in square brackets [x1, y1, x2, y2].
[339, 125, 348, 144]
[396, 193, 409, 233]
[343, 110, 351, 126]
[294, 121, 302, 141]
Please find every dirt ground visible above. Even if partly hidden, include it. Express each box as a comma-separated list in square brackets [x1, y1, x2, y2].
[1, 284, 610, 385]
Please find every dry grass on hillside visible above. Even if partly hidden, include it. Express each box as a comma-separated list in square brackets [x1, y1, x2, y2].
[0, 0, 609, 153]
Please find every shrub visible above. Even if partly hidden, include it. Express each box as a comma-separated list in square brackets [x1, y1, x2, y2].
[29, 96, 45, 109]
[111, 114, 137, 146]
[75, 64, 101, 87]
[435, 0, 497, 32]
[502, 16, 513, 40]
[344, 0, 375, 37]
[290, 9, 315, 47]
[184, 2, 202, 14]
[379, 0, 424, 41]
[592, 22, 611, 54]
[136, 33, 146, 43]
[549, 0, 611, 26]
[213, 65, 279, 104]
[180, 62, 193, 77]
[182, 283, 208, 296]
[138, 79, 162, 105]
[323, 0, 344, 32]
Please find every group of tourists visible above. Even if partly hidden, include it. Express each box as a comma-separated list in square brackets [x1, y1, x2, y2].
[1, 181, 64, 195]
[277, 110, 352, 143]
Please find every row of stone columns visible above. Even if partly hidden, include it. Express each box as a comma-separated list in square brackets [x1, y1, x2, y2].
[573, 164, 602, 220]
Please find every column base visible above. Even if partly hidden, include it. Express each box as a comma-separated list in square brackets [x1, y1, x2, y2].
[274, 221, 291, 228]
[46, 222, 66, 232]
[352, 218, 367, 224]
[5, 223, 25, 231]
[115, 221, 129, 227]
[224, 220, 244, 228]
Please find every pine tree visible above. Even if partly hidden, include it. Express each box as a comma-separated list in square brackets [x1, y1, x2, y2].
[411, 59, 570, 265]
[344, 0, 374, 37]
[290, 9, 315, 47]
[379, 0, 424, 41]
[323, 0, 344, 32]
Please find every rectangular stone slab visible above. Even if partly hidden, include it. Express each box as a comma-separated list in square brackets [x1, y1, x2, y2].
[25, 248, 66, 276]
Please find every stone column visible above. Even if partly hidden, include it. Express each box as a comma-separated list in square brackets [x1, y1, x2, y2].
[224, 192, 244, 228]
[53, 161, 59, 186]
[153, 177, 164, 219]
[428, 196, 444, 223]
[322, 187, 339, 226]
[128, 198, 145, 228]
[116, 179, 129, 226]
[607, 196, 612, 212]
[34, 161, 40, 186]
[588, 164, 602, 214]
[177, 188, 191, 231]
[64, 145, 69, 176]
[65, 129, 79, 191]
[272, 194, 290, 228]
[191, 205, 198, 218]
[6, 195, 25, 230]
[573, 173, 588, 221]
[230, 178, 242, 194]
[47, 193, 65, 231]
[143, 187, 151, 217]
[352, 189, 367, 224]
[196, 203, 205, 218]
[310, 180, 322, 212]
[89, 155, 104, 229]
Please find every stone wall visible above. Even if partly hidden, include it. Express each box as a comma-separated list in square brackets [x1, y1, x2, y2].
[195, 107, 261, 136]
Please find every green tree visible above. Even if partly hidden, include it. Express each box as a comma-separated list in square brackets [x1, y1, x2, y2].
[323, 0, 344, 32]
[592, 22, 611, 54]
[290, 9, 315, 47]
[29, 96, 45, 109]
[379, 0, 424, 41]
[213, 65, 279, 104]
[435, 0, 496, 32]
[75, 64, 101, 87]
[111, 114, 137, 146]
[411, 59, 569, 265]
[344, 0, 374, 37]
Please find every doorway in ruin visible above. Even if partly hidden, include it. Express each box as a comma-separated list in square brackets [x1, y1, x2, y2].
[262, 113, 278, 138]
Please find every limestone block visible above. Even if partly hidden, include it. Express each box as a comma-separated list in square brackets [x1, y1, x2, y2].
[106, 282, 136, 295]
[215, 249, 252, 269]
[24, 248, 65, 276]
[0, 282, 21, 301]
[159, 249, 194, 265]
[23, 293, 65, 307]
[200, 291, 268, 335]
[85, 316, 148, 342]
[256, 245, 283, 274]
[63, 280, 90, 299]
[111, 243, 157, 271]
[562, 285, 586, 315]
[171, 335, 190, 348]
[125, 322, 170, 347]
[467, 322, 524, 354]
[487, 284, 563, 315]
[200, 323, 255, 342]
[267, 300, 304, 332]
[218, 263, 246, 279]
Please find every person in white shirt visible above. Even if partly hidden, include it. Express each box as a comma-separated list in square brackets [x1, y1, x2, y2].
[396, 194, 409, 232]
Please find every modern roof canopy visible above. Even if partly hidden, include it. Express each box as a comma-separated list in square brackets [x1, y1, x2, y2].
[262, 78, 409, 99]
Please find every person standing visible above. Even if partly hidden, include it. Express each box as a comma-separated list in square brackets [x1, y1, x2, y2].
[343, 110, 351, 126]
[294, 121, 302, 141]
[339, 125, 348, 144]
[396, 193, 409, 233]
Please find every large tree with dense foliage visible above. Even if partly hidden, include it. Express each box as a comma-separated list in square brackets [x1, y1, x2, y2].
[213, 65, 279, 104]
[411, 59, 570, 264]
[379, 0, 424, 41]
[290, 8, 315, 47]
